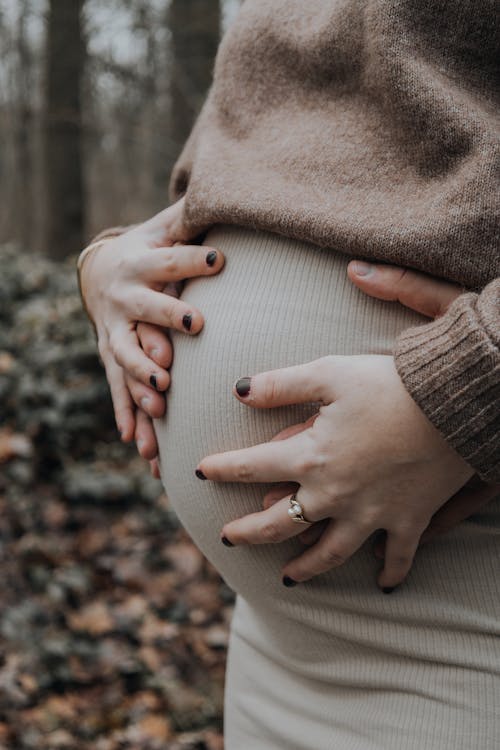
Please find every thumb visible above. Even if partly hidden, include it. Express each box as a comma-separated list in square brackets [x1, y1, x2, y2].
[140, 197, 209, 246]
[347, 261, 464, 319]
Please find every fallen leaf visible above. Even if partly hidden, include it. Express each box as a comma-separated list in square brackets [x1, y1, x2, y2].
[132, 713, 172, 742]
[0, 351, 15, 373]
[0, 428, 33, 463]
[68, 601, 114, 635]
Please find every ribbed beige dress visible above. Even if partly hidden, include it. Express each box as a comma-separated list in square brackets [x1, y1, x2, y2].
[155, 225, 500, 750]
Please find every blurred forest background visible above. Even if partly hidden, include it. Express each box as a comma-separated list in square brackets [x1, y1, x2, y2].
[0, 2, 240, 749]
[1, 0, 240, 257]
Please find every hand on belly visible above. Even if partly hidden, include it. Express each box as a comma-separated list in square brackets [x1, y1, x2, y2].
[196, 262, 491, 593]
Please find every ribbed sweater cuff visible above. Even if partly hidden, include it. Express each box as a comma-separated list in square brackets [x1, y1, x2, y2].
[394, 281, 500, 483]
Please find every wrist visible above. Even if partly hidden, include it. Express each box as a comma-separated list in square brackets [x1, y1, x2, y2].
[77, 238, 110, 329]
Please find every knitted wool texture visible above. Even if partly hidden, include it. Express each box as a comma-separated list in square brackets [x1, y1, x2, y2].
[169, 0, 500, 482]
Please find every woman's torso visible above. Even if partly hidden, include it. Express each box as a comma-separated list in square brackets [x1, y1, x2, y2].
[154, 225, 500, 748]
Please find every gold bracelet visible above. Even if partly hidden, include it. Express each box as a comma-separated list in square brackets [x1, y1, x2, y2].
[76, 239, 112, 335]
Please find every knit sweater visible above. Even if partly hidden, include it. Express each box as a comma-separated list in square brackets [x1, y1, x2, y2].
[167, 0, 499, 483]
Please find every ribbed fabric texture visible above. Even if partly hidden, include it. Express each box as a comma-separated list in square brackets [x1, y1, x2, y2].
[395, 282, 500, 481]
[168, 0, 500, 484]
[154, 226, 500, 750]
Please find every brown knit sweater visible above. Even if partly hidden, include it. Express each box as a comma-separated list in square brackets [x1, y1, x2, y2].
[165, 0, 499, 482]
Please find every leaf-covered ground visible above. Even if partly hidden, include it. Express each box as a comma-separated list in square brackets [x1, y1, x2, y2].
[0, 245, 231, 749]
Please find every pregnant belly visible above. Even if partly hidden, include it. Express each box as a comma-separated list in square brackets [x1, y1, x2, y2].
[154, 225, 500, 697]
[154, 224, 427, 600]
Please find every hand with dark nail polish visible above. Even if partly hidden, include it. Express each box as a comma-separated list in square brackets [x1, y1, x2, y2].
[206, 250, 217, 266]
[235, 377, 251, 397]
[282, 576, 298, 587]
[195, 469, 207, 480]
[182, 313, 192, 331]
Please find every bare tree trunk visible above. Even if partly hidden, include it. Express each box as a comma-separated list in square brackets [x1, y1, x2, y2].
[16, 0, 34, 251]
[44, 0, 85, 259]
[167, 0, 221, 174]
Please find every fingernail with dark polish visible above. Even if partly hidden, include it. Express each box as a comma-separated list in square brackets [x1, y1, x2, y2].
[221, 536, 234, 547]
[206, 250, 217, 266]
[183, 313, 192, 331]
[150, 373, 158, 390]
[235, 377, 251, 397]
[282, 576, 298, 588]
[195, 469, 207, 480]
[382, 586, 395, 594]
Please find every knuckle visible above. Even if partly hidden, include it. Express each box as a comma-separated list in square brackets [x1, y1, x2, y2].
[130, 289, 149, 319]
[235, 461, 253, 482]
[359, 506, 380, 528]
[262, 376, 281, 404]
[260, 520, 284, 544]
[160, 295, 177, 324]
[162, 252, 179, 276]
[320, 547, 347, 568]
[117, 253, 135, 279]
[394, 515, 423, 535]
[108, 332, 122, 361]
[108, 279, 126, 309]
[295, 450, 326, 475]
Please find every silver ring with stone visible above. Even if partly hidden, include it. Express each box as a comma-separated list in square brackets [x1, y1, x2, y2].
[287, 494, 312, 525]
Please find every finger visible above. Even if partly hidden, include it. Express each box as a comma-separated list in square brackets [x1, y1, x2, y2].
[123, 287, 206, 335]
[136, 322, 173, 369]
[138, 245, 225, 284]
[377, 529, 421, 591]
[419, 481, 500, 546]
[150, 458, 161, 479]
[197, 430, 310, 483]
[262, 482, 298, 509]
[232, 358, 335, 407]
[283, 520, 371, 583]
[124, 373, 167, 419]
[347, 262, 463, 318]
[262, 484, 326, 545]
[109, 324, 170, 391]
[135, 408, 159, 461]
[221, 492, 320, 547]
[99, 341, 135, 441]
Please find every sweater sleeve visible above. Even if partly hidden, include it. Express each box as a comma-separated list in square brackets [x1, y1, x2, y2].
[394, 278, 500, 483]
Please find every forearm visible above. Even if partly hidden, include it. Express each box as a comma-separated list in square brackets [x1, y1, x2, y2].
[394, 278, 500, 482]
